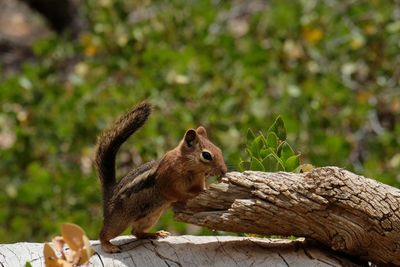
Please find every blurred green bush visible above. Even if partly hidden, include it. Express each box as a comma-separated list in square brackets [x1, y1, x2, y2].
[1, 0, 400, 243]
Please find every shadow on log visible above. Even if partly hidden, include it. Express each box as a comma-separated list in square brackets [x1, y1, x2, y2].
[173, 167, 400, 266]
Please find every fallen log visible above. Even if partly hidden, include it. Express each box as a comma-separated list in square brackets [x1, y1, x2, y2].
[0, 235, 362, 267]
[173, 167, 400, 266]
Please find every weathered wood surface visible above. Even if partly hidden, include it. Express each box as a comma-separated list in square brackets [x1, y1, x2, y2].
[0, 235, 362, 267]
[173, 167, 400, 266]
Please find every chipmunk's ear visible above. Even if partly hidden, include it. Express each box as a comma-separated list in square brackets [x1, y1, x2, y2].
[196, 126, 208, 138]
[184, 129, 197, 147]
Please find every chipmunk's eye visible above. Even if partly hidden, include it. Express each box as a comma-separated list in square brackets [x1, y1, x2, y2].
[200, 150, 213, 162]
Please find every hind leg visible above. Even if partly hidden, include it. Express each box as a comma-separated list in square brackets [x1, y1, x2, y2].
[100, 217, 129, 253]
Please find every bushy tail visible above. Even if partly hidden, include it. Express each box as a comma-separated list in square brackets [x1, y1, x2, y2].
[95, 101, 151, 203]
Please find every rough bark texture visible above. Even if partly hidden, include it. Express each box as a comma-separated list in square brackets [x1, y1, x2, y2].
[174, 167, 400, 266]
[0, 235, 362, 267]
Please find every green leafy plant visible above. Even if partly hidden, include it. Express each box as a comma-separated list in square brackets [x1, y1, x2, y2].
[238, 116, 300, 172]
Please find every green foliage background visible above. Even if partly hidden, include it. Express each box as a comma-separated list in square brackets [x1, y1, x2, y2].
[1, 0, 400, 243]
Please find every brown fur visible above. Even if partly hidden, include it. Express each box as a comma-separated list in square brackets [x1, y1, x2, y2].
[95, 102, 227, 253]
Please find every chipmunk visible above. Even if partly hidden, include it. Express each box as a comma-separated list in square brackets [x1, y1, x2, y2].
[95, 101, 227, 253]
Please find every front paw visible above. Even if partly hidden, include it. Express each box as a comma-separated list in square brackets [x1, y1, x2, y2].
[155, 230, 170, 238]
[135, 231, 170, 239]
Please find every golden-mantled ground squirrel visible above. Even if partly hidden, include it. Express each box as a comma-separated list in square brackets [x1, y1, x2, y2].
[95, 101, 227, 253]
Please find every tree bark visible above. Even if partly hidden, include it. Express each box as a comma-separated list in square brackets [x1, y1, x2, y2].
[0, 235, 362, 267]
[173, 167, 400, 266]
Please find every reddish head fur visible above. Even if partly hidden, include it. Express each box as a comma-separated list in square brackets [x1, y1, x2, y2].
[155, 126, 227, 201]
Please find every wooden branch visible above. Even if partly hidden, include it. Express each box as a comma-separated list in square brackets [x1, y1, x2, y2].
[0, 235, 362, 267]
[173, 167, 400, 266]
